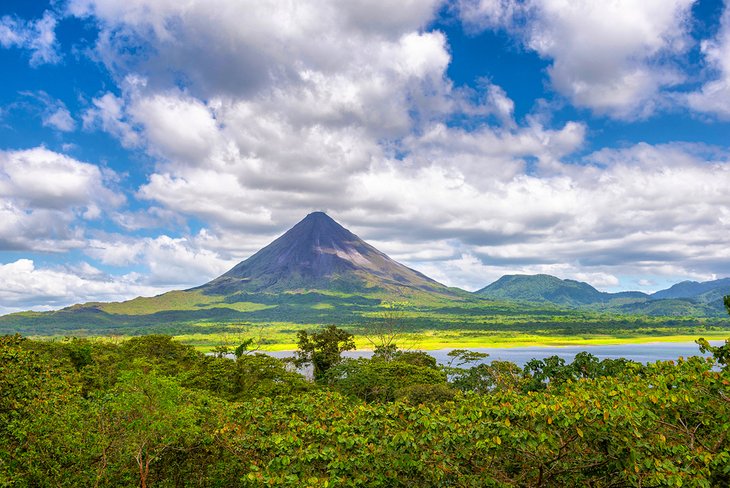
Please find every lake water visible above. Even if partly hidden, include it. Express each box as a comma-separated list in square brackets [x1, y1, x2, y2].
[264, 340, 725, 367]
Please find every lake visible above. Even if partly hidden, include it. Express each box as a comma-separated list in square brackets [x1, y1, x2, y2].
[265, 340, 725, 367]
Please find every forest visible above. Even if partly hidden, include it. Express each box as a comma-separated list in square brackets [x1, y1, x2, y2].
[2, 327, 730, 487]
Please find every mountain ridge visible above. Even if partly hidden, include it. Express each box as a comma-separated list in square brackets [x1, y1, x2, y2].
[475, 273, 729, 316]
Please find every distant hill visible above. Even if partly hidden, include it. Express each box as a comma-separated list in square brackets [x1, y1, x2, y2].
[475, 274, 648, 307]
[475, 274, 729, 317]
[651, 278, 730, 301]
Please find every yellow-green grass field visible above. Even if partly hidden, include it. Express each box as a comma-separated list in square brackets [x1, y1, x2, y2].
[29, 325, 729, 353]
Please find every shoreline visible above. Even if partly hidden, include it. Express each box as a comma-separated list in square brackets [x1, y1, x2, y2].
[25, 330, 729, 353]
[238, 332, 729, 353]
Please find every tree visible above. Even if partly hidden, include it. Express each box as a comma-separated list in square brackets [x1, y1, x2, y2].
[364, 301, 412, 354]
[697, 337, 730, 367]
[325, 354, 449, 403]
[210, 323, 268, 358]
[695, 297, 730, 367]
[93, 371, 209, 488]
[449, 360, 526, 394]
[294, 326, 356, 381]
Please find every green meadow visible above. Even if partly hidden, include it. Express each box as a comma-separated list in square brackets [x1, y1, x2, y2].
[5, 288, 729, 351]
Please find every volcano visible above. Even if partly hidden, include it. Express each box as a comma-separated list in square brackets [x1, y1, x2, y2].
[0, 212, 463, 337]
[198, 212, 455, 298]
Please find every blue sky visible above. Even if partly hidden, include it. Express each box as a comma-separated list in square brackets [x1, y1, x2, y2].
[1, 0, 730, 314]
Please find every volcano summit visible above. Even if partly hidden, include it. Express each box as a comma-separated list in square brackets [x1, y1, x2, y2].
[198, 212, 456, 298]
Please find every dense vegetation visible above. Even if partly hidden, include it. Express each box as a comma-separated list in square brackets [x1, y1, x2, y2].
[2, 329, 730, 486]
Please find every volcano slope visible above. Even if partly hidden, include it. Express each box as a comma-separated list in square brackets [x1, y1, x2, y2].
[1, 213, 471, 339]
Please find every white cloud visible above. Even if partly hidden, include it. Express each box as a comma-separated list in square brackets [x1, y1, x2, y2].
[86, 233, 238, 286]
[0, 11, 60, 66]
[342, 142, 730, 290]
[68, 0, 446, 100]
[531, 0, 692, 118]
[128, 93, 221, 164]
[456, 0, 523, 32]
[0, 147, 121, 208]
[457, 0, 695, 119]
[0, 147, 124, 251]
[111, 206, 184, 231]
[687, 3, 730, 118]
[43, 106, 75, 132]
[0, 259, 164, 315]
[82, 92, 141, 147]
[401, 118, 585, 183]
[17, 91, 76, 132]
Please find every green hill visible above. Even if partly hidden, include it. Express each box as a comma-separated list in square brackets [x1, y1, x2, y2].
[475, 274, 729, 317]
[475, 274, 648, 307]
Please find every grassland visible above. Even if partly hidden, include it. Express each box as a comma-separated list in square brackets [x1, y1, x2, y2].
[167, 327, 730, 352]
[3, 288, 729, 351]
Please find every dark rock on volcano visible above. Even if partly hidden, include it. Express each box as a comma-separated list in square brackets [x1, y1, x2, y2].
[197, 212, 456, 297]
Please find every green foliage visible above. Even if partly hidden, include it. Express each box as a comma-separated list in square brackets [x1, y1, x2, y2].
[522, 352, 641, 391]
[184, 353, 311, 400]
[697, 337, 730, 367]
[295, 325, 356, 380]
[218, 354, 730, 487]
[325, 356, 448, 402]
[2, 334, 730, 486]
[449, 360, 527, 394]
[91, 371, 211, 487]
[234, 338, 255, 358]
[446, 348, 489, 367]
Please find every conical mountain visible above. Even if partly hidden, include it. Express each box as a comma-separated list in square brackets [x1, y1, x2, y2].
[198, 212, 456, 298]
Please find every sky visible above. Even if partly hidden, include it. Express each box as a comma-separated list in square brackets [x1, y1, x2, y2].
[1, 0, 730, 315]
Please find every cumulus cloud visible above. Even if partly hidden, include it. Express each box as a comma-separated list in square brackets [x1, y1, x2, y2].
[0, 259, 164, 315]
[340, 142, 730, 290]
[67, 0, 445, 97]
[0, 11, 60, 66]
[43, 106, 75, 132]
[0, 147, 124, 251]
[456, 0, 524, 32]
[457, 0, 695, 119]
[39, 0, 727, 304]
[401, 118, 585, 182]
[687, 3, 730, 118]
[86, 233, 238, 286]
[82, 91, 141, 147]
